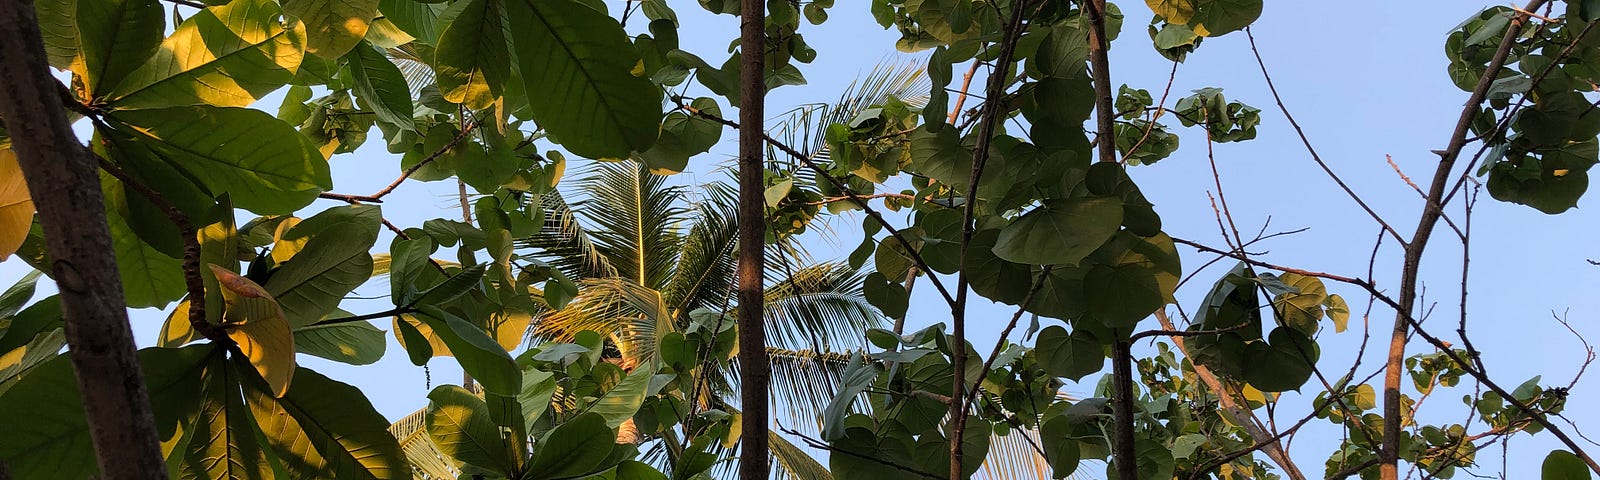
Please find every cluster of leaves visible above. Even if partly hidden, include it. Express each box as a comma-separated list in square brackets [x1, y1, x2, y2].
[1454, 4, 1600, 213]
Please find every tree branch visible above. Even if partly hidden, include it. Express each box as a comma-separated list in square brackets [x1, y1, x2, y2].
[317, 117, 480, 203]
[0, 2, 167, 477]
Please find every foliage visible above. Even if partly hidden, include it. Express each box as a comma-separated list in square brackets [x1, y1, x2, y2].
[1, 0, 1598, 478]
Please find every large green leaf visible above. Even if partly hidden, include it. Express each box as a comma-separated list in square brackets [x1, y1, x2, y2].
[585, 361, 654, 428]
[74, 0, 164, 98]
[415, 306, 522, 396]
[425, 385, 518, 476]
[295, 320, 388, 365]
[433, 0, 512, 109]
[1145, 0, 1262, 37]
[283, 0, 380, 58]
[992, 197, 1123, 266]
[1542, 450, 1592, 480]
[243, 363, 410, 480]
[105, 0, 307, 109]
[509, 0, 663, 159]
[264, 205, 381, 326]
[178, 354, 276, 480]
[104, 191, 187, 309]
[33, 0, 78, 69]
[346, 42, 416, 131]
[1035, 325, 1103, 381]
[522, 413, 615, 480]
[0, 345, 212, 480]
[106, 105, 331, 215]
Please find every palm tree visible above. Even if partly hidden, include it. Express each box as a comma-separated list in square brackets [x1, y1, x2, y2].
[521, 160, 880, 479]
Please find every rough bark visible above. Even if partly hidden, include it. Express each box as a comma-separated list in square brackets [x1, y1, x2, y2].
[0, 1, 167, 478]
[736, 0, 769, 477]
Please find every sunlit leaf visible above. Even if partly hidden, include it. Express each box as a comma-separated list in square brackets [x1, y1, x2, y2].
[283, 0, 380, 58]
[425, 384, 518, 476]
[0, 149, 34, 260]
[213, 265, 297, 398]
[433, 0, 512, 109]
[105, 0, 307, 109]
[243, 363, 411, 480]
[105, 105, 331, 215]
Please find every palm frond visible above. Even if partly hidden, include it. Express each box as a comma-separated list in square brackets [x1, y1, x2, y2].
[529, 277, 674, 365]
[387, 44, 435, 100]
[520, 189, 619, 280]
[573, 161, 689, 289]
[389, 408, 460, 479]
[764, 262, 883, 353]
[974, 428, 1054, 480]
[770, 60, 930, 170]
[660, 180, 740, 317]
[771, 431, 834, 480]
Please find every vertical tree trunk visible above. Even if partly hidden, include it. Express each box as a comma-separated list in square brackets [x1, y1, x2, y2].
[0, 1, 167, 479]
[1110, 340, 1138, 480]
[736, 0, 769, 477]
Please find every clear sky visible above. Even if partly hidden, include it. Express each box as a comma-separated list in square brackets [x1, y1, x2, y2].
[2, 0, 1596, 477]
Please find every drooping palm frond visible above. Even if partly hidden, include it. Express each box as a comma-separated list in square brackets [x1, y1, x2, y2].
[389, 408, 459, 480]
[771, 431, 834, 480]
[387, 44, 436, 100]
[763, 262, 881, 353]
[529, 277, 675, 366]
[770, 60, 931, 169]
[572, 161, 689, 289]
[660, 180, 739, 318]
[531, 189, 620, 280]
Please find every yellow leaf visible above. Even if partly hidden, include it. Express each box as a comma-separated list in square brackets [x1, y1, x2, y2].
[0, 149, 36, 261]
[269, 216, 305, 264]
[211, 265, 296, 397]
[157, 299, 204, 347]
[491, 311, 531, 351]
[394, 314, 453, 358]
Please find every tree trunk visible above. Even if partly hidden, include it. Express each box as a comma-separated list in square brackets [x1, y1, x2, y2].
[735, 0, 769, 477]
[0, 1, 167, 479]
[1110, 340, 1138, 480]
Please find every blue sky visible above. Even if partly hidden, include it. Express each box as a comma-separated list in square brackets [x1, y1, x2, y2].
[3, 0, 1597, 476]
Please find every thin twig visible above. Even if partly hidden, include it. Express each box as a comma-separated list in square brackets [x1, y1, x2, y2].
[1245, 28, 1407, 246]
[318, 117, 481, 203]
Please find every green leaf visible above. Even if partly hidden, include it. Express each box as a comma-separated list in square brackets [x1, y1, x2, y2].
[415, 306, 522, 395]
[1242, 326, 1318, 392]
[179, 353, 275, 480]
[821, 355, 883, 442]
[346, 42, 415, 131]
[1270, 272, 1326, 335]
[294, 320, 387, 365]
[586, 361, 654, 428]
[0, 296, 59, 355]
[1542, 450, 1592, 480]
[1146, 0, 1262, 37]
[283, 0, 380, 58]
[1036, 325, 1103, 381]
[433, 0, 513, 109]
[378, 0, 445, 44]
[992, 197, 1123, 266]
[636, 98, 722, 174]
[106, 105, 331, 215]
[105, 0, 307, 109]
[0, 270, 41, 318]
[0, 345, 212, 480]
[34, 0, 78, 69]
[105, 197, 187, 308]
[518, 368, 557, 426]
[264, 205, 381, 326]
[509, 0, 663, 159]
[74, 0, 164, 98]
[243, 363, 410, 480]
[523, 413, 615, 480]
[426, 384, 518, 476]
[1039, 414, 1080, 478]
